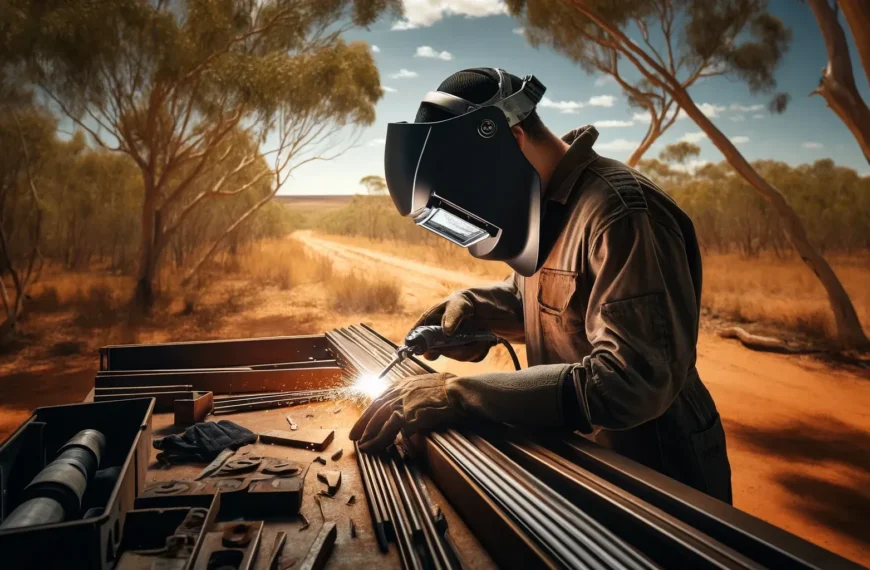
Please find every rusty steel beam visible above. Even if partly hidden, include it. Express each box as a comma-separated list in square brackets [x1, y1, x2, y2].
[99, 335, 331, 371]
[94, 366, 343, 394]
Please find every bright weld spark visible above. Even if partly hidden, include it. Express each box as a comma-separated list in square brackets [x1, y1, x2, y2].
[351, 373, 389, 400]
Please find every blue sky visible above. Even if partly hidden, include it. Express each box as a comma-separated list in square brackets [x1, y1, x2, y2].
[278, 0, 870, 196]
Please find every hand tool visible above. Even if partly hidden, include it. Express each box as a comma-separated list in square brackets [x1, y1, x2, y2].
[377, 325, 520, 380]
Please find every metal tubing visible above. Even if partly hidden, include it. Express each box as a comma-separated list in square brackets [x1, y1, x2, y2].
[374, 454, 422, 570]
[398, 455, 455, 570]
[355, 442, 389, 553]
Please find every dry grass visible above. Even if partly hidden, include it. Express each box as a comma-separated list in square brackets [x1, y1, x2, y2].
[233, 238, 334, 289]
[702, 253, 870, 341]
[318, 233, 510, 280]
[328, 271, 402, 314]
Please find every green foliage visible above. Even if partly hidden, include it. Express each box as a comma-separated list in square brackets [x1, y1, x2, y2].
[658, 142, 700, 164]
[359, 174, 387, 195]
[639, 158, 870, 257]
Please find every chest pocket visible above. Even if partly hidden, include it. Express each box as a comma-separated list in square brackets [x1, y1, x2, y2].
[537, 268, 584, 335]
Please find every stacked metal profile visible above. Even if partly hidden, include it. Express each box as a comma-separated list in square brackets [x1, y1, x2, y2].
[327, 324, 862, 570]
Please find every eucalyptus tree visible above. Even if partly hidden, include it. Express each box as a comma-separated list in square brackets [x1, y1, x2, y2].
[508, 0, 868, 348]
[6, 0, 399, 308]
[511, 0, 791, 166]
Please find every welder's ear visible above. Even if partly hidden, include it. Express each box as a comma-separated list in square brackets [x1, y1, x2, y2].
[511, 125, 526, 151]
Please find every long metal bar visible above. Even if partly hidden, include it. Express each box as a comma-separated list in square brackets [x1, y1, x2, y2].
[95, 367, 343, 394]
[398, 454, 457, 570]
[434, 431, 608, 570]
[373, 453, 420, 570]
[355, 442, 389, 552]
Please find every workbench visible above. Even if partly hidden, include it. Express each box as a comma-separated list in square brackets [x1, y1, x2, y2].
[144, 402, 496, 570]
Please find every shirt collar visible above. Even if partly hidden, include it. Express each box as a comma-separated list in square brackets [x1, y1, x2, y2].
[545, 125, 600, 205]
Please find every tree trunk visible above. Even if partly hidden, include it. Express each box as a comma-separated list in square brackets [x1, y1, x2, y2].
[807, 0, 870, 165]
[135, 192, 158, 311]
[672, 87, 869, 349]
[838, 0, 870, 88]
[626, 121, 660, 167]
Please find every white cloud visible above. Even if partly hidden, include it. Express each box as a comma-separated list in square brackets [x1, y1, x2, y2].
[594, 119, 634, 128]
[679, 131, 708, 144]
[802, 141, 824, 149]
[588, 94, 616, 107]
[596, 139, 641, 152]
[513, 27, 525, 35]
[382, 86, 397, 93]
[415, 46, 453, 61]
[540, 94, 617, 114]
[392, 0, 506, 30]
[632, 112, 652, 124]
[697, 103, 726, 118]
[729, 103, 764, 112]
[594, 76, 615, 87]
[368, 138, 386, 146]
[371, 45, 381, 53]
[729, 115, 745, 122]
[540, 97, 583, 114]
[730, 135, 750, 145]
[390, 69, 418, 79]
[752, 113, 765, 119]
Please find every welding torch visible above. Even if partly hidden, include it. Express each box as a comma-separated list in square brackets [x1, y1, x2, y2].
[377, 325, 522, 379]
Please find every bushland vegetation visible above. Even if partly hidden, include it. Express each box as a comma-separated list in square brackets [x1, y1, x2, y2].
[313, 157, 870, 344]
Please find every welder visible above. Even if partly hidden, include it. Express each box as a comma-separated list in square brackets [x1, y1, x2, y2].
[350, 68, 732, 503]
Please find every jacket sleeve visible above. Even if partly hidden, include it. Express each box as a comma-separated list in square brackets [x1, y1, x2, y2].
[569, 210, 699, 433]
[459, 274, 525, 342]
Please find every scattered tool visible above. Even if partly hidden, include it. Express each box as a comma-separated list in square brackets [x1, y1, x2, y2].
[299, 513, 310, 532]
[286, 415, 298, 430]
[259, 429, 335, 451]
[267, 531, 287, 570]
[376, 325, 520, 379]
[317, 470, 342, 496]
[315, 494, 326, 522]
[298, 521, 337, 570]
[330, 448, 343, 461]
[313, 456, 327, 465]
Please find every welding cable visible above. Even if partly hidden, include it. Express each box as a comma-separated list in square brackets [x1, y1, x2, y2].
[497, 337, 522, 371]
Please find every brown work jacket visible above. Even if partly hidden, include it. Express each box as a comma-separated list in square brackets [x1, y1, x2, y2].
[480, 126, 732, 502]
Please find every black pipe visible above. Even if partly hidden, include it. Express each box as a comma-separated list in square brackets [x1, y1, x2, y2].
[0, 429, 106, 530]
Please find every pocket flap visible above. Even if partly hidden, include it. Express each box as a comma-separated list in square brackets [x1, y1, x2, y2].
[538, 268, 577, 314]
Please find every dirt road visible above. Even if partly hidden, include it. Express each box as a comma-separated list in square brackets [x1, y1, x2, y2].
[297, 231, 870, 566]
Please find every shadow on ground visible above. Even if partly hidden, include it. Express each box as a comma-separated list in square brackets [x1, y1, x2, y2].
[726, 415, 870, 547]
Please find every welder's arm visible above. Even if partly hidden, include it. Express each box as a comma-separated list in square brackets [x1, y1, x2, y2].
[413, 275, 525, 361]
[563, 210, 698, 433]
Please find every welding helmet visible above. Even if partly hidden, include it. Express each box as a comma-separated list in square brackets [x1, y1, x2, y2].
[384, 68, 546, 276]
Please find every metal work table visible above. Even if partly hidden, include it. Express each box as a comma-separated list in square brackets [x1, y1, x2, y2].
[144, 404, 496, 570]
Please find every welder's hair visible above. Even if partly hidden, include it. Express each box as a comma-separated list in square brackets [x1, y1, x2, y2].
[414, 68, 548, 142]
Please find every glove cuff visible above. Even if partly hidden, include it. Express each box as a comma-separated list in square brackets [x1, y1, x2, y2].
[445, 364, 571, 428]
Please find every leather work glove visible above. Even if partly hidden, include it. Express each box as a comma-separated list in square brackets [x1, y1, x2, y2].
[413, 280, 523, 361]
[350, 364, 571, 452]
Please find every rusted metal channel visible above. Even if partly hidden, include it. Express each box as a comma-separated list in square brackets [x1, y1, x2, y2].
[327, 324, 863, 570]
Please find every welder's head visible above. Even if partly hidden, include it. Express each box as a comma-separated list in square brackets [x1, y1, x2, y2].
[414, 68, 550, 158]
[384, 68, 548, 276]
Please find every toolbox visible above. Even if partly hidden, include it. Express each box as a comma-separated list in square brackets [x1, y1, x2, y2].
[0, 398, 154, 569]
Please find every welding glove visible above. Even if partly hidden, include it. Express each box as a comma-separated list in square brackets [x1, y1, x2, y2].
[350, 365, 570, 452]
[413, 278, 524, 362]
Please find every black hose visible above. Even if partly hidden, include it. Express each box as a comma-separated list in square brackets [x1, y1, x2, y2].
[496, 337, 522, 371]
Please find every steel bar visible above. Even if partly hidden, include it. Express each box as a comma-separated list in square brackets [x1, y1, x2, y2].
[355, 442, 389, 552]
[100, 334, 331, 371]
[400, 456, 461, 570]
[95, 366, 343, 394]
[434, 431, 609, 570]
[371, 452, 421, 570]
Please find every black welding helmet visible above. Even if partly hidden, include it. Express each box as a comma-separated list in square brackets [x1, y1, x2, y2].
[384, 68, 546, 276]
